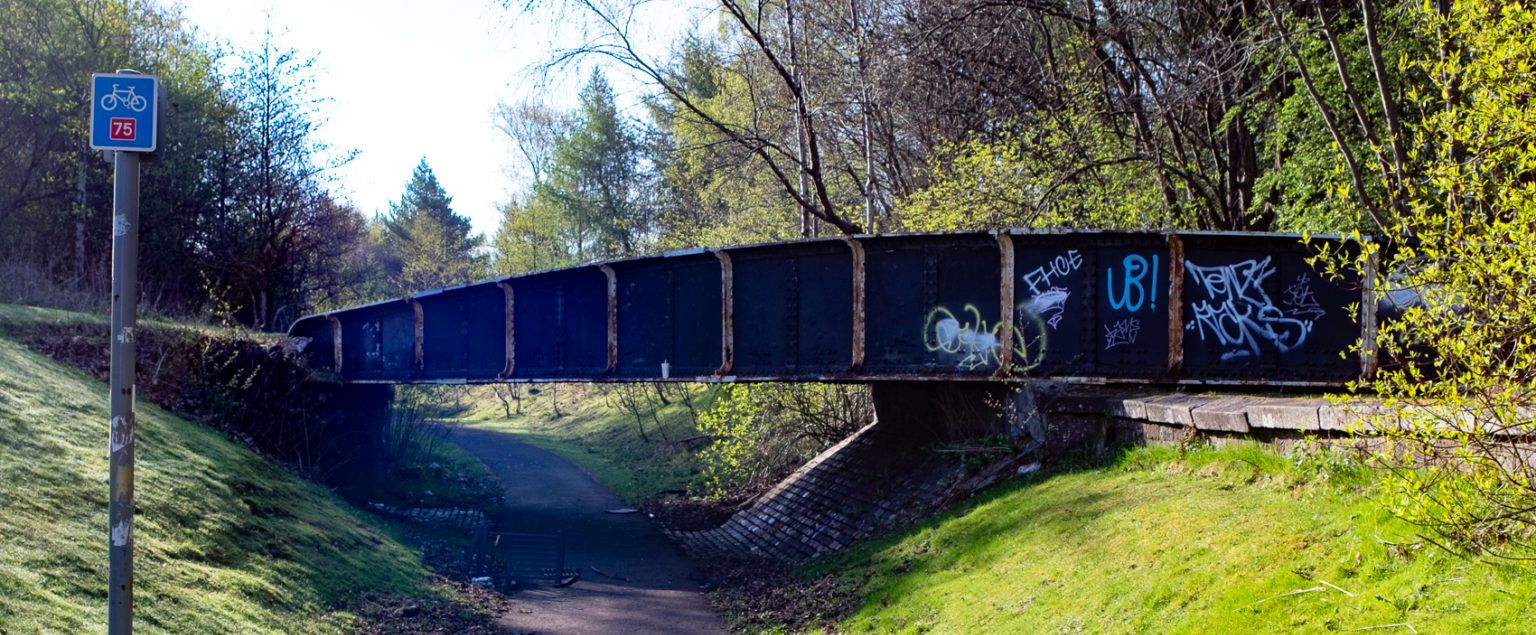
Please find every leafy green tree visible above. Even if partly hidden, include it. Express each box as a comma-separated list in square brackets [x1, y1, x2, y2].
[900, 109, 1169, 232]
[1337, 0, 1536, 555]
[492, 192, 575, 276]
[539, 69, 655, 259]
[380, 159, 484, 293]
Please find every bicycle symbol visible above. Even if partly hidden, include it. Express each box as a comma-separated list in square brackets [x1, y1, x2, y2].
[99, 84, 147, 113]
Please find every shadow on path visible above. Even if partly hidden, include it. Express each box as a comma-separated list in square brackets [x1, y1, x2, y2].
[449, 427, 725, 635]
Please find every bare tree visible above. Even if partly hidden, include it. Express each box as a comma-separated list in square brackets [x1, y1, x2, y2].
[516, 0, 864, 235]
[494, 98, 568, 184]
[604, 383, 667, 442]
[491, 383, 523, 417]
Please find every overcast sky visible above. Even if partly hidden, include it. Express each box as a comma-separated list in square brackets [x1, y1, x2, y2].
[174, 0, 697, 238]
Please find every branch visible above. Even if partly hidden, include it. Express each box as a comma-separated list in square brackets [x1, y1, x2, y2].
[1263, 0, 1389, 232]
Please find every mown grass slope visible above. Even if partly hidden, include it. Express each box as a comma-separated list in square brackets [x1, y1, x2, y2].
[801, 445, 1536, 634]
[0, 310, 430, 633]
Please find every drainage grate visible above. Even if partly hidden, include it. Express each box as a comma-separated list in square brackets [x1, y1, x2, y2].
[470, 529, 579, 587]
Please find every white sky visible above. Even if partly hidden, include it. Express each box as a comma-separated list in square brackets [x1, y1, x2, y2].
[174, 0, 703, 238]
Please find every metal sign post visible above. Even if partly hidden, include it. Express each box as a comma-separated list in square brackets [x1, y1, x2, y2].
[91, 69, 158, 635]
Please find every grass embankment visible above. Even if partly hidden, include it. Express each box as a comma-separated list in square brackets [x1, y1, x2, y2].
[451, 384, 711, 503]
[785, 444, 1536, 634]
[0, 306, 438, 632]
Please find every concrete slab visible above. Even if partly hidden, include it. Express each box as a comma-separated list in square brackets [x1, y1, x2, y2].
[1191, 397, 1253, 433]
[1107, 395, 1149, 419]
[1248, 398, 1327, 431]
[1140, 394, 1209, 426]
[1321, 401, 1382, 432]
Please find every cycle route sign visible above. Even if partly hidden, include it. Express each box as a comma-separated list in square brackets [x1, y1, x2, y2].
[90, 72, 158, 152]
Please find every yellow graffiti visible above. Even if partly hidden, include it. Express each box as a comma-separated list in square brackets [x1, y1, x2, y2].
[1013, 305, 1049, 373]
[922, 303, 1050, 372]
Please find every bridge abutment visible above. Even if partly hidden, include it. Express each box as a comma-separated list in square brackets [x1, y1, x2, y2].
[675, 382, 1372, 563]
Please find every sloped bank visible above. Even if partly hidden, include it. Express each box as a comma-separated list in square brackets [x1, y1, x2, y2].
[0, 305, 389, 494]
[0, 316, 423, 631]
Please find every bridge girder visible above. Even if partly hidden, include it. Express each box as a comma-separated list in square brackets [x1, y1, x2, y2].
[289, 231, 1378, 386]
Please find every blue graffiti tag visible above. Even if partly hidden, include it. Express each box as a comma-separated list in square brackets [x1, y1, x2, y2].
[1107, 254, 1159, 312]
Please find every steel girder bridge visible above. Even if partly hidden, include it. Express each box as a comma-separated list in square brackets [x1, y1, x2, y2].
[289, 231, 1377, 387]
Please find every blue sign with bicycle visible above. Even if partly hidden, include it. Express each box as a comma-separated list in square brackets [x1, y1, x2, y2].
[90, 73, 159, 152]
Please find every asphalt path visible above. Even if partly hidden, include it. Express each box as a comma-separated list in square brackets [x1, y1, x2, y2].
[450, 427, 725, 635]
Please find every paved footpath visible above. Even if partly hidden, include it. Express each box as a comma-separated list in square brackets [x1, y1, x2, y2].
[450, 427, 726, 635]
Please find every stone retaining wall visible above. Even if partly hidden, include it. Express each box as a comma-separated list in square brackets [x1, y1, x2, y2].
[670, 418, 966, 562]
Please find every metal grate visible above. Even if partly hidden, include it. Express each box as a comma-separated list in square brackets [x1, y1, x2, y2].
[470, 529, 578, 587]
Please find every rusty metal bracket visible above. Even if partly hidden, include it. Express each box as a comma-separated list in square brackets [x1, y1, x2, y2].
[327, 315, 343, 374]
[1360, 243, 1379, 380]
[1165, 234, 1185, 375]
[714, 250, 735, 377]
[410, 299, 424, 375]
[599, 264, 618, 373]
[846, 237, 866, 372]
[995, 232, 1016, 376]
[498, 282, 515, 379]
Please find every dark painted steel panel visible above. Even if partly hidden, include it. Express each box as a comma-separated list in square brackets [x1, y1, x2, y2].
[730, 242, 853, 377]
[864, 234, 1001, 375]
[670, 256, 724, 377]
[511, 269, 608, 379]
[1180, 235, 1359, 381]
[420, 285, 506, 380]
[340, 303, 415, 380]
[795, 249, 854, 372]
[615, 262, 672, 377]
[1010, 236, 1096, 375]
[614, 255, 723, 378]
[1094, 237, 1171, 376]
[290, 316, 335, 371]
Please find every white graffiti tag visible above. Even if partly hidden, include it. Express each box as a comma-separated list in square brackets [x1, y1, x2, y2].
[923, 304, 1047, 371]
[1104, 318, 1141, 350]
[1185, 257, 1313, 360]
[925, 305, 1003, 370]
[1021, 250, 1083, 295]
[1026, 287, 1071, 329]
[1282, 273, 1326, 321]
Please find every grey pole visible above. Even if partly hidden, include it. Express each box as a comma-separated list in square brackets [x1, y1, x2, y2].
[107, 148, 140, 635]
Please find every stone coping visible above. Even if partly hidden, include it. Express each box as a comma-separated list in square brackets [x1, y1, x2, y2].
[1041, 390, 1371, 434]
[1045, 389, 1535, 437]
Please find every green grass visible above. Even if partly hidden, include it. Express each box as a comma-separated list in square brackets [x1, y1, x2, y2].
[802, 444, 1536, 634]
[0, 301, 277, 342]
[0, 314, 434, 633]
[451, 384, 711, 503]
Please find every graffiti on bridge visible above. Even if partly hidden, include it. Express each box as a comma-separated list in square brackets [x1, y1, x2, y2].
[1184, 257, 1324, 361]
[1021, 249, 1083, 295]
[1104, 318, 1141, 350]
[924, 248, 1086, 371]
[923, 304, 1048, 372]
[1282, 273, 1326, 322]
[1107, 254, 1160, 312]
[1027, 288, 1071, 329]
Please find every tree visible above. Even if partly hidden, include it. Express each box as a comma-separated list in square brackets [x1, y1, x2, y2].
[538, 69, 655, 259]
[197, 27, 365, 329]
[492, 99, 579, 275]
[1323, 0, 1536, 556]
[492, 192, 577, 275]
[380, 159, 484, 293]
[522, 0, 866, 236]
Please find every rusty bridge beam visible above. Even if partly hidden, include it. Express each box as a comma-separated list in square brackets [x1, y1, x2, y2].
[290, 231, 1372, 387]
